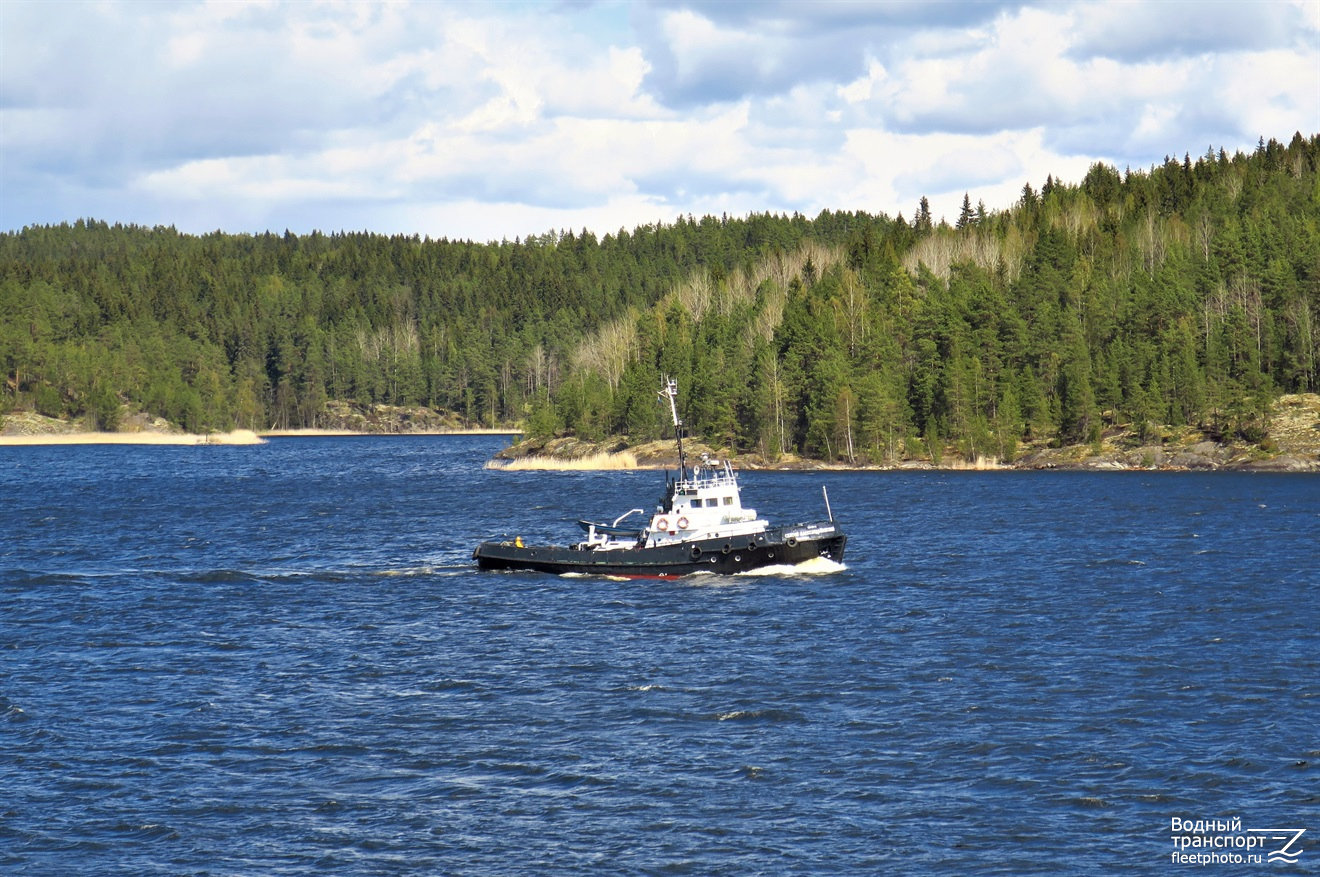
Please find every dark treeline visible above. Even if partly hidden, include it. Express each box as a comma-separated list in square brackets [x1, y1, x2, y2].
[3, 134, 1318, 462]
[1, 210, 846, 431]
[540, 133, 1320, 461]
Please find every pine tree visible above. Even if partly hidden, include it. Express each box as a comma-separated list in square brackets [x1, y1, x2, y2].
[957, 193, 975, 229]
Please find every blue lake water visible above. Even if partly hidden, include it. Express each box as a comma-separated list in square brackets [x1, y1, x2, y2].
[2, 436, 1317, 875]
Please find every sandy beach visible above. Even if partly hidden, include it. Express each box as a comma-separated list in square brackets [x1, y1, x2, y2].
[0, 429, 267, 446]
[0, 424, 521, 446]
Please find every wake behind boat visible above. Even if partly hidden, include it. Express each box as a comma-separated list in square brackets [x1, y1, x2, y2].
[473, 378, 846, 578]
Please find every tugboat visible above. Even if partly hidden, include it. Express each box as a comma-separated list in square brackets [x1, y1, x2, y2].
[472, 378, 846, 578]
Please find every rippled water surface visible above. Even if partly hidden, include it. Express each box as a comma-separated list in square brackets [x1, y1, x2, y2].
[3, 437, 1317, 875]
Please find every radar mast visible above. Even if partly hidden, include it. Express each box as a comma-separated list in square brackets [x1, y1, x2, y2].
[658, 377, 686, 476]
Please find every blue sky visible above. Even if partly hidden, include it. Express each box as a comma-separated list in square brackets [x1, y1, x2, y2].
[2, 0, 1317, 242]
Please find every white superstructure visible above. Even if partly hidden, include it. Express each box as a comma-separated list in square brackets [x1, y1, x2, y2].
[644, 455, 767, 547]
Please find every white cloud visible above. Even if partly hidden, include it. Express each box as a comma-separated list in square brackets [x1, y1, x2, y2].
[1069, 0, 1310, 62]
[838, 61, 885, 105]
[839, 127, 1091, 224]
[1300, 0, 1320, 30]
[1213, 48, 1320, 141]
[1, 0, 1317, 240]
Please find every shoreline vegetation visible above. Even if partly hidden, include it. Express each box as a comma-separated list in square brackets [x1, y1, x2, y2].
[4, 394, 1316, 470]
[488, 393, 1320, 473]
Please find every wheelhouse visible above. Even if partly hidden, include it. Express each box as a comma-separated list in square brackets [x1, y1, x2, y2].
[646, 454, 765, 547]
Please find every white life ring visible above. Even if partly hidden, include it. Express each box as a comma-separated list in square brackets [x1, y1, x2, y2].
[656, 517, 669, 531]
[676, 516, 690, 530]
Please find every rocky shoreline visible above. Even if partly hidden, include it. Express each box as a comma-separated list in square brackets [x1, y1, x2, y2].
[305, 400, 493, 434]
[0, 401, 514, 445]
[492, 437, 1319, 473]
[6, 394, 1316, 470]
[491, 394, 1320, 473]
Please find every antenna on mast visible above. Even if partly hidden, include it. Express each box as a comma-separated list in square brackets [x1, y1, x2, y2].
[659, 377, 686, 475]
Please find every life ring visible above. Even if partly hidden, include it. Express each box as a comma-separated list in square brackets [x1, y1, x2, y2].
[676, 516, 690, 530]
[656, 518, 669, 531]
[690, 545, 702, 559]
[786, 536, 798, 548]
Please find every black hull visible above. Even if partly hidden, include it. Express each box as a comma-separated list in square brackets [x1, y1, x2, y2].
[473, 523, 845, 578]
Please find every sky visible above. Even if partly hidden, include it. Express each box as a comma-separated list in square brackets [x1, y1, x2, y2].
[2, 0, 1318, 243]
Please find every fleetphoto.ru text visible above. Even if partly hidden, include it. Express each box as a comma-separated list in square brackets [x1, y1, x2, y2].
[1170, 817, 1307, 867]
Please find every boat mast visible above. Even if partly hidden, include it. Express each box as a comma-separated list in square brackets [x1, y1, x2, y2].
[659, 377, 686, 476]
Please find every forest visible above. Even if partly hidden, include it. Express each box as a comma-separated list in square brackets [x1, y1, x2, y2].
[2, 132, 1317, 463]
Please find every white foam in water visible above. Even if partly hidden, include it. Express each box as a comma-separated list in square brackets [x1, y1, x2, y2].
[735, 556, 847, 577]
[555, 558, 845, 580]
[376, 564, 481, 577]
